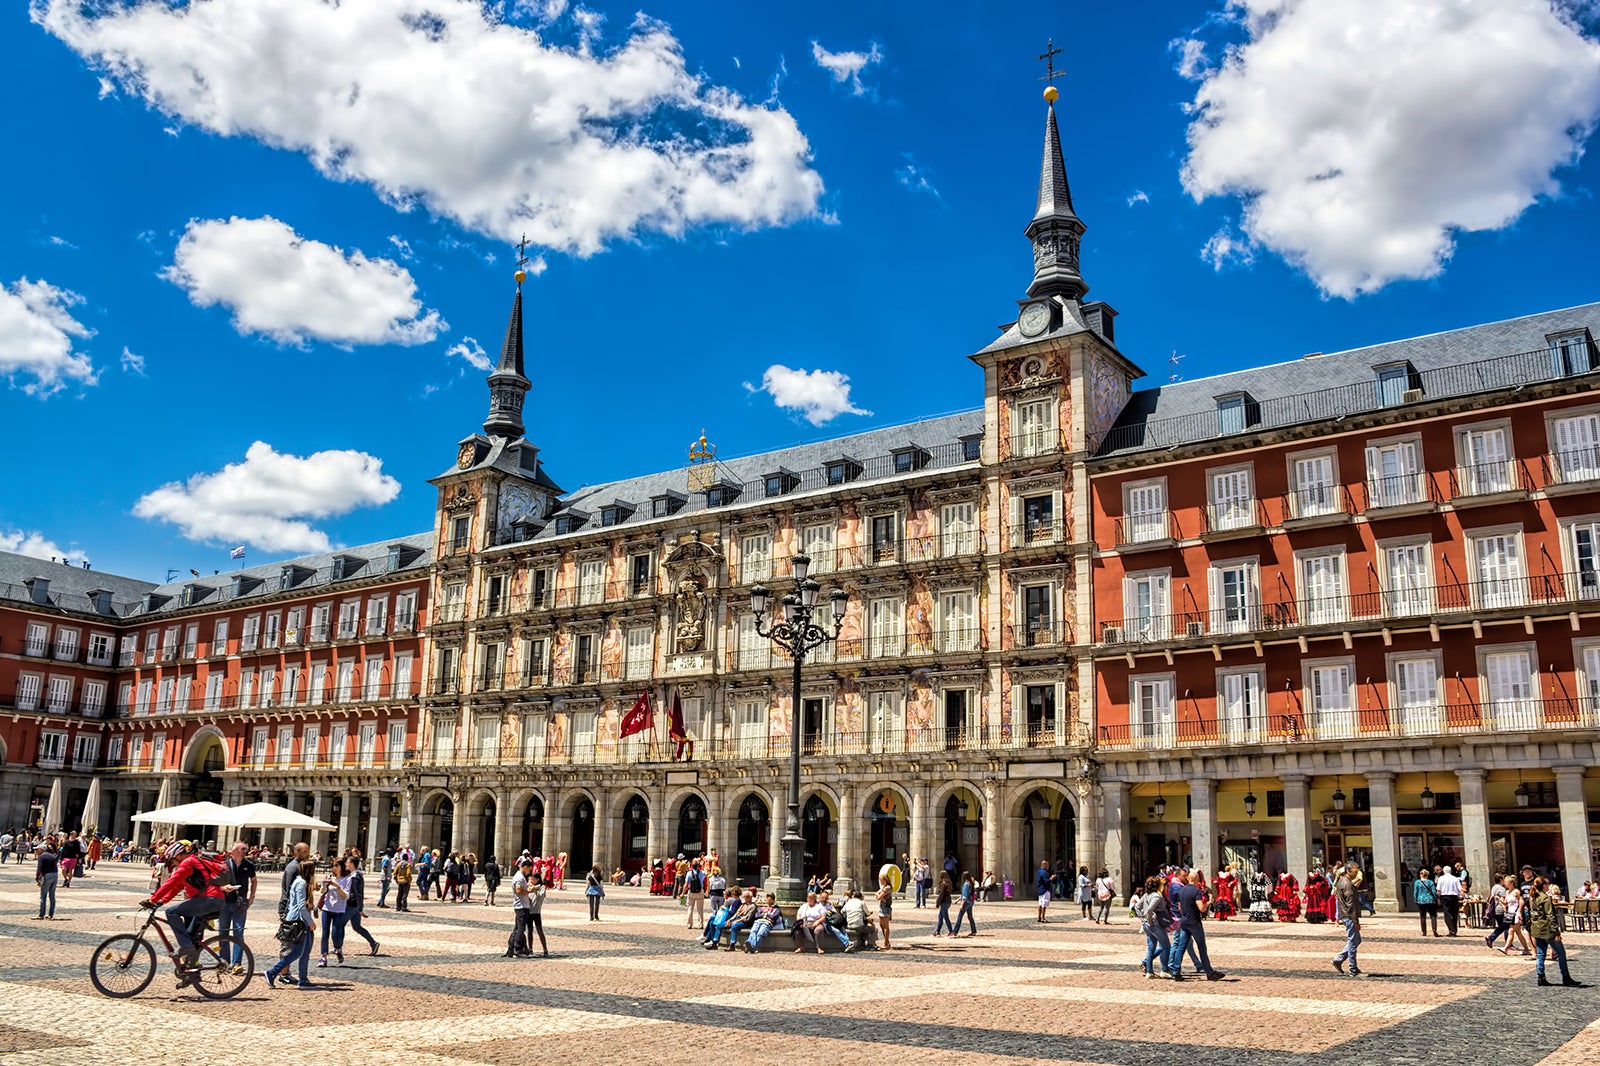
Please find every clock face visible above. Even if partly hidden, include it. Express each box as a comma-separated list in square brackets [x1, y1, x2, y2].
[1018, 301, 1051, 338]
[457, 442, 476, 469]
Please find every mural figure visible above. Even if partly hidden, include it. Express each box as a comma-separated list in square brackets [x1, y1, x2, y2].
[675, 577, 708, 654]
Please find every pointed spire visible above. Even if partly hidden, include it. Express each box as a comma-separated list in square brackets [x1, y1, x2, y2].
[483, 269, 531, 440]
[1025, 87, 1089, 302]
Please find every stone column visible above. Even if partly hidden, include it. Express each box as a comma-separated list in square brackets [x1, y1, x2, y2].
[1281, 774, 1312, 880]
[1189, 779, 1218, 876]
[109, 790, 127, 841]
[309, 792, 332, 857]
[494, 789, 520, 865]
[590, 791, 612, 874]
[282, 790, 303, 850]
[703, 787, 727, 873]
[1365, 771, 1400, 913]
[646, 786, 670, 865]
[1075, 783, 1102, 876]
[1456, 768, 1492, 884]
[399, 791, 422, 851]
[981, 780, 1003, 886]
[543, 790, 564, 859]
[337, 789, 358, 855]
[1101, 782, 1132, 904]
[908, 784, 932, 875]
[1554, 767, 1593, 895]
[366, 791, 389, 862]
[450, 792, 468, 854]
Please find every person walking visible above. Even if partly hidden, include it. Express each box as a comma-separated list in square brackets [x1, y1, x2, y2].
[344, 858, 380, 956]
[1530, 876, 1585, 987]
[393, 852, 413, 912]
[376, 849, 393, 909]
[1077, 865, 1094, 920]
[914, 859, 931, 908]
[1137, 875, 1172, 978]
[933, 875, 955, 937]
[1093, 869, 1117, 924]
[1167, 871, 1225, 981]
[585, 864, 605, 921]
[264, 859, 317, 989]
[1485, 874, 1514, 951]
[1412, 867, 1439, 936]
[1036, 860, 1053, 924]
[34, 836, 59, 920]
[316, 857, 351, 967]
[483, 855, 502, 906]
[1501, 876, 1534, 957]
[684, 860, 708, 929]
[876, 872, 895, 950]
[1435, 863, 1463, 936]
[218, 841, 258, 974]
[1331, 860, 1364, 978]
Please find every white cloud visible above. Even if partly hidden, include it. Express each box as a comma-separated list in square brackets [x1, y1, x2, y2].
[387, 235, 415, 260]
[811, 40, 883, 96]
[747, 364, 871, 426]
[1126, 190, 1150, 207]
[132, 441, 402, 553]
[448, 337, 492, 372]
[47, 235, 76, 248]
[163, 216, 445, 347]
[1180, 0, 1600, 297]
[37, 0, 824, 257]
[1171, 37, 1211, 81]
[0, 528, 88, 566]
[896, 156, 941, 200]
[0, 277, 98, 396]
[120, 346, 146, 375]
[1200, 223, 1255, 270]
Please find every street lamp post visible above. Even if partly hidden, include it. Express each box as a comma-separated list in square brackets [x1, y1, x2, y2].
[749, 554, 847, 907]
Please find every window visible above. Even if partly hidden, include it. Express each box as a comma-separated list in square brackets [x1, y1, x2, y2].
[1122, 572, 1169, 641]
[394, 591, 418, 630]
[1459, 425, 1514, 495]
[961, 436, 982, 462]
[1377, 364, 1412, 406]
[430, 718, 454, 762]
[329, 723, 348, 767]
[471, 714, 497, 762]
[1471, 531, 1525, 608]
[81, 681, 105, 716]
[276, 725, 295, 766]
[1217, 394, 1247, 435]
[578, 559, 605, 605]
[175, 676, 192, 712]
[106, 736, 123, 766]
[1024, 684, 1056, 744]
[893, 448, 927, 473]
[1131, 675, 1174, 747]
[479, 643, 502, 688]
[940, 502, 976, 556]
[310, 662, 330, 704]
[283, 665, 301, 706]
[310, 603, 331, 641]
[203, 674, 223, 711]
[732, 614, 762, 669]
[134, 679, 151, 715]
[740, 532, 772, 584]
[359, 722, 378, 767]
[706, 485, 739, 507]
[1484, 647, 1538, 730]
[825, 460, 853, 486]
[334, 661, 355, 702]
[600, 505, 631, 527]
[450, 515, 470, 552]
[88, 632, 112, 666]
[651, 494, 685, 517]
[263, 612, 281, 648]
[520, 639, 546, 685]
[868, 690, 904, 753]
[73, 733, 99, 769]
[1308, 661, 1356, 739]
[801, 522, 836, 572]
[157, 625, 176, 661]
[870, 514, 899, 563]
[1382, 542, 1433, 617]
[1298, 551, 1347, 625]
[337, 600, 360, 639]
[625, 626, 653, 680]
[1552, 412, 1600, 483]
[240, 669, 257, 709]
[867, 597, 904, 658]
[1208, 467, 1255, 531]
[1549, 331, 1595, 376]
[303, 724, 320, 769]
[736, 700, 766, 756]
[940, 591, 976, 651]
[251, 726, 269, 768]
[182, 623, 198, 658]
[1021, 494, 1055, 544]
[364, 657, 385, 700]
[629, 553, 652, 595]
[1021, 583, 1054, 645]
[388, 721, 407, 767]
[46, 676, 72, 713]
[575, 634, 595, 683]
[1123, 480, 1168, 543]
[284, 607, 305, 645]
[1365, 438, 1424, 507]
[1393, 656, 1441, 735]
[1218, 669, 1263, 744]
[1289, 453, 1338, 518]
[156, 677, 174, 714]
[1583, 644, 1600, 713]
[38, 730, 66, 768]
[129, 735, 144, 768]
[764, 473, 794, 498]
[54, 628, 79, 662]
[1208, 561, 1257, 634]
[240, 614, 260, 651]
[1014, 398, 1055, 457]
[365, 595, 388, 634]
[571, 711, 597, 759]
[23, 622, 48, 657]
[1571, 520, 1600, 600]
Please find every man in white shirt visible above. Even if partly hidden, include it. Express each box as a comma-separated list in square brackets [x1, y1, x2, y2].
[505, 858, 534, 958]
[793, 892, 827, 954]
[0, 832, 13, 862]
[1435, 865, 1463, 936]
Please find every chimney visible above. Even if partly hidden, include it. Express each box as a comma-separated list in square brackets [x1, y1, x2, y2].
[23, 578, 50, 605]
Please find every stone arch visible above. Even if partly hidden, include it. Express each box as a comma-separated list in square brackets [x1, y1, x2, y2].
[418, 789, 456, 815]
[1006, 779, 1080, 820]
[799, 782, 842, 819]
[665, 785, 710, 820]
[463, 788, 497, 818]
[667, 787, 710, 860]
[558, 787, 598, 820]
[928, 778, 985, 815]
[180, 726, 229, 775]
[1009, 780, 1081, 886]
[929, 778, 985, 883]
[860, 782, 915, 821]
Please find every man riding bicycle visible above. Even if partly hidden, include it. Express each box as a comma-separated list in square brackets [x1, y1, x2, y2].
[143, 840, 236, 984]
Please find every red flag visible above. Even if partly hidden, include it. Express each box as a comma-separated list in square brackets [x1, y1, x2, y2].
[668, 691, 688, 742]
[620, 691, 653, 738]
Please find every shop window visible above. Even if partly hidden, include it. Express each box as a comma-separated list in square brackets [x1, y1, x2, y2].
[1352, 787, 1370, 812]
[1266, 790, 1284, 818]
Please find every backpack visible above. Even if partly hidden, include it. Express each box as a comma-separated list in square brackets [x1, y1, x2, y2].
[1096, 878, 1113, 902]
[186, 855, 231, 893]
[687, 869, 705, 893]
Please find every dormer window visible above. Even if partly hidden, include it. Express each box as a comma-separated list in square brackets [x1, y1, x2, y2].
[386, 545, 403, 571]
[1216, 393, 1255, 435]
[763, 470, 800, 498]
[1549, 330, 1595, 376]
[960, 435, 982, 462]
[706, 482, 741, 507]
[651, 492, 687, 518]
[554, 512, 588, 535]
[892, 446, 929, 474]
[825, 456, 862, 485]
[1376, 362, 1419, 406]
[601, 502, 635, 527]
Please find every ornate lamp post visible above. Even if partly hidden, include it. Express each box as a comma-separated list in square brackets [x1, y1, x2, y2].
[749, 554, 847, 906]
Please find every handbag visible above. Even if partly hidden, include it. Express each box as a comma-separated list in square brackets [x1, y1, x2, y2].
[274, 917, 307, 943]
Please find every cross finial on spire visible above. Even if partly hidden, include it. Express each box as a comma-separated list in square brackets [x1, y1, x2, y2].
[1037, 38, 1064, 84]
[513, 233, 532, 285]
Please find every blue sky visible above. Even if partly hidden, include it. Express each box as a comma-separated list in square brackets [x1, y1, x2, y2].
[4, 0, 1600, 582]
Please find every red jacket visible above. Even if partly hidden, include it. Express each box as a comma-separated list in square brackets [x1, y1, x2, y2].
[149, 854, 229, 905]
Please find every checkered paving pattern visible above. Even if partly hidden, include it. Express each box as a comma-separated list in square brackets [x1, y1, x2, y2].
[1, 861, 1595, 1065]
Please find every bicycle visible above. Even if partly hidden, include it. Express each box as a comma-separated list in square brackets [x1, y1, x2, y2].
[89, 904, 254, 999]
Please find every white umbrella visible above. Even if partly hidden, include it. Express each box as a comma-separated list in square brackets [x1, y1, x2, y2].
[215, 801, 335, 831]
[130, 800, 235, 825]
[80, 777, 102, 833]
[43, 777, 63, 833]
[155, 775, 176, 808]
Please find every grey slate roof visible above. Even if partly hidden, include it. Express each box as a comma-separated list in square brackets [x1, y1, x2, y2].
[1096, 301, 1600, 457]
[0, 551, 156, 618]
[512, 410, 985, 544]
[129, 531, 434, 617]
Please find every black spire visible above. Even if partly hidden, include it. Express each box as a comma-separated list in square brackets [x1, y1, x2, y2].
[1025, 91, 1088, 302]
[482, 281, 530, 439]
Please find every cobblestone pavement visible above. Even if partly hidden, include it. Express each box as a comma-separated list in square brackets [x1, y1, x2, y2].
[1, 861, 1596, 1065]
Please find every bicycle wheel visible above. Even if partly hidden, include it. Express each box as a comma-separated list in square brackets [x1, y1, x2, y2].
[89, 935, 156, 998]
[190, 936, 254, 999]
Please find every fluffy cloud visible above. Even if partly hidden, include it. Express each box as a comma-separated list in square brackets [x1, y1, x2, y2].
[120, 346, 146, 375]
[133, 441, 402, 553]
[1200, 222, 1255, 270]
[448, 337, 492, 372]
[812, 40, 883, 96]
[0, 528, 87, 566]
[37, 0, 824, 256]
[1126, 190, 1150, 208]
[163, 216, 445, 346]
[748, 364, 871, 426]
[0, 277, 98, 396]
[1179, 0, 1600, 297]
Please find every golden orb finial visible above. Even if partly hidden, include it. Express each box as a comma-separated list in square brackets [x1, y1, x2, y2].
[1043, 85, 1059, 104]
[514, 269, 527, 284]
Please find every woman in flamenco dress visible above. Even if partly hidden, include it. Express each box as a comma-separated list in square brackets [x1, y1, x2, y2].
[1273, 871, 1302, 921]
[1302, 866, 1332, 924]
[1211, 865, 1238, 920]
[1248, 870, 1275, 922]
